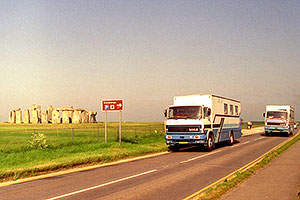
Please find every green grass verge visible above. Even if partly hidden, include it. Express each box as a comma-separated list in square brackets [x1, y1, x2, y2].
[193, 132, 300, 200]
[0, 122, 167, 182]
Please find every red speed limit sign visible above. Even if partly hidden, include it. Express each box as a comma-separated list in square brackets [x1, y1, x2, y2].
[102, 99, 124, 111]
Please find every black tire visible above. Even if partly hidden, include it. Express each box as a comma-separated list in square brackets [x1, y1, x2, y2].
[228, 132, 234, 146]
[265, 132, 270, 136]
[205, 134, 215, 152]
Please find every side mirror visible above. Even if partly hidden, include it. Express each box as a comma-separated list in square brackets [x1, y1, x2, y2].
[207, 108, 211, 116]
[164, 109, 167, 118]
[263, 113, 265, 117]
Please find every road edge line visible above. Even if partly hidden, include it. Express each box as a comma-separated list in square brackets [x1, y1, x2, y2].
[0, 151, 169, 187]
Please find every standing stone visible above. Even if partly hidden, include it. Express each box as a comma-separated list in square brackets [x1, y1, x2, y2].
[23, 109, 30, 124]
[31, 110, 39, 124]
[88, 111, 97, 123]
[8, 111, 13, 123]
[52, 109, 60, 124]
[48, 105, 54, 123]
[12, 110, 16, 123]
[41, 110, 49, 124]
[62, 110, 73, 124]
[36, 105, 42, 123]
[81, 111, 89, 123]
[15, 110, 22, 124]
[73, 110, 82, 124]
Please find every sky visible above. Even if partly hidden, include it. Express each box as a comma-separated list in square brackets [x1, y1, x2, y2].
[1, 0, 300, 122]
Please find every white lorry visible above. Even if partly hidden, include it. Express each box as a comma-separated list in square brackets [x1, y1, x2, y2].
[164, 94, 242, 151]
[263, 105, 295, 136]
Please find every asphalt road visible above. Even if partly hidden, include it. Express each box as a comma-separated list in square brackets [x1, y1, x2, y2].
[0, 132, 289, 200]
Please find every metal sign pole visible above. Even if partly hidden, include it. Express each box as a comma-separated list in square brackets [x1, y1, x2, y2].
[105, 111, 107, 143]
[119, 111, 122, 145]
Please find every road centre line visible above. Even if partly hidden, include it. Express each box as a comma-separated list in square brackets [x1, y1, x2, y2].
[180, 150, 222, 164]
[46, 169, 157, 200]
[231, 141, 250, 148]
[254, 137, 265, 141]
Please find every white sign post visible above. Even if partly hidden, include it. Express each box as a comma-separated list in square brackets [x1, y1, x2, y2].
[101, 99, 124, 144]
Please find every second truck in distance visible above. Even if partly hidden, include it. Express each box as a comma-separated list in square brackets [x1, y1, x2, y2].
[263, 105, 295, 136]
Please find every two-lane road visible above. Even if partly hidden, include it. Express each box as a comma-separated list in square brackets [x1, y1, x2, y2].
[0, 131, 293, 200]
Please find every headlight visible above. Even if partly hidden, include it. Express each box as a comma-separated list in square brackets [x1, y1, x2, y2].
[166, 135, 172, 139]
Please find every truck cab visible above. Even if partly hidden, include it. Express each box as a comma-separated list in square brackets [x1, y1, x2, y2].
[165, 94, 241, 151]
[263, 105, 295, 136]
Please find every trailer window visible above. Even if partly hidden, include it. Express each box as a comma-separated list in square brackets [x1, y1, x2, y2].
[267, 111, 287, 119]
[235, 106, 239, 115]
[230, 105, 233, 115]
[224, 104, 228, 114]
[168, 106, 202, 119]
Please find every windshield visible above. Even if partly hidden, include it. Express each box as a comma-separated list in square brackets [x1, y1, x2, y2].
[267, 111, 287, 119]
[168, 106, 202, 119]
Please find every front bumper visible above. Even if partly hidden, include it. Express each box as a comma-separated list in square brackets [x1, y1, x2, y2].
[165, 134, 206, 146]
[265, 126, 289, 133]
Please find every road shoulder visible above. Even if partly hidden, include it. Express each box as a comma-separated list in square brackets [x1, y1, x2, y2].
[221, 135, 300, 200]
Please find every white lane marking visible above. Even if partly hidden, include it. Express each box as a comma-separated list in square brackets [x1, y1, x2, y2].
[231, 141, 250, 148]
[254, 137, 265, 141]
[46, 169, 157, 200]
[180, 150, 222, 164]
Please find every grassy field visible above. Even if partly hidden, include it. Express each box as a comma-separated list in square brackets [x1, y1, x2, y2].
[0, 121, 263, 182]
[0, 122, 166, 181]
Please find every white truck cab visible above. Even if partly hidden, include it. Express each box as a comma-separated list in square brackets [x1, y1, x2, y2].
[164, 94, 241, 151]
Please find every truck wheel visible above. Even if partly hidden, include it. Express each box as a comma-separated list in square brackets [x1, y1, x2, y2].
[228, 132, 234, 146]
[205, 134, 214, 152]
[265, 132, 270, 136]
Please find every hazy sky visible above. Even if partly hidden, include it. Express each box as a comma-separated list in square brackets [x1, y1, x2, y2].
[1, 0, 300, 122]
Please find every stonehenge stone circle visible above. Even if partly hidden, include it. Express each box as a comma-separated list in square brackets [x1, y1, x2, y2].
[8, 104, 98, 124]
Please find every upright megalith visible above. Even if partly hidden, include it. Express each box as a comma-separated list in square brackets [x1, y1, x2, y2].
[73, 109, 84, 124]
[23, 109, 30, 124]
[31, 110, 39, 124]
[8, 111, 14, 123]
[81, 111, 89, 123]
[88, 111, 97, 123]
[48, 105, 54, 123]
[15, 109, 22, 124]
[41, 110, 49, 124]
[36, 105, 42, 123]
[52, 109, 60, 124]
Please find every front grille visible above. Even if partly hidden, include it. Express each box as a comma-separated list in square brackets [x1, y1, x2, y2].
[167, 126, 200, 132]
[267, 122, 285, 126]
